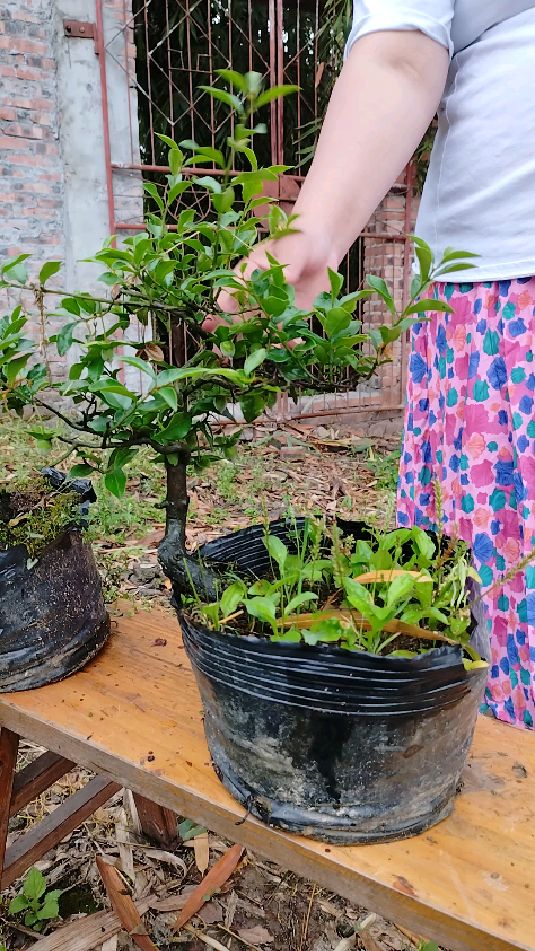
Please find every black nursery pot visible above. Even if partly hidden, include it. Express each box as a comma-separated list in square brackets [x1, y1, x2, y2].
[0, 474, 110, 692]
[178, 520, 488, 844]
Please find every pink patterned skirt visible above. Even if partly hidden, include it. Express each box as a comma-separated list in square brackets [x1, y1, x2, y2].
[397, 279, 535, 729]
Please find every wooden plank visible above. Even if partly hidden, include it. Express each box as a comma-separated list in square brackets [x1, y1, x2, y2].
[0, 607, 533, 951]
[1, 775, 120, 889]
[133, 794, 177, 847]
[10, 752, 75, 817]
[0, 728, 19, 876]
[28, 898, 152, 951]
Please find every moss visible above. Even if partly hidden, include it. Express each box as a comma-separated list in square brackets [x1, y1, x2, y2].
[0, 474, 80, 558]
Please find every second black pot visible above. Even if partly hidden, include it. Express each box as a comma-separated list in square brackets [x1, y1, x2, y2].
[177, 519, 488, 844]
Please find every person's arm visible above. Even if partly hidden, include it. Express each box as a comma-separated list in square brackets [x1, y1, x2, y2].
[208, 27, 449, 323]
[294, 30, 449, 264]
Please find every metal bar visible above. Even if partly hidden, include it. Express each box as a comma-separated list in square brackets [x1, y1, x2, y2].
[166, 0, 174, 133]
[122, 0, 135, 165]
[212, 400, 406, 427]
[142, 0, 155, 163]
[269, 0, 277, 164]
[185, 0, 195, 141]
[96, 0, 115, 238]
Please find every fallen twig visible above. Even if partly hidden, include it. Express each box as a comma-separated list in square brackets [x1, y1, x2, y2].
[96, 856, 158, 951]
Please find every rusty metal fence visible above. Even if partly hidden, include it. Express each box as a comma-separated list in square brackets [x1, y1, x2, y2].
[102, 0, 414, 420]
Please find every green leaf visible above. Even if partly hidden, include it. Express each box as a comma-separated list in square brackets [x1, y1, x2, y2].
[194, 175, 222, 194]
[216, 68, 249, 92]
[271, 627, 301, 643]
[159, 385, 178, 411]
[157, 134, 180, 150]
[327, 268, 344, 299]
[2, 254, 30, 284]
[199, 85, 242, 113]
[220, 581, 246, 617]
[178, 818, 207, 841]
[104, 467, 127, 498]
[5, 355, 29, 385]
[168, 147, 184, 176]
[244, 348, 267, 375]
[264, 534, 288, 572]
[366, 275, 396, 316]
[239, 391, 270, 423]
[212, 186, 236, 214]
[342, 578, 379, 622]
[440, 249, 480, 263]
[412, 236, 433, 284]
[283, 592, 318, 616]
[122, 356, 156, 381]
[37, 896, 60, 920]
[39, 261, 61, 284]
[385, 574, 415, 610]
[54, 321, 77, 356]
[404, 298, 453, 316]
[303, 619, 344, 645]
[255, 85, 299, 108]
[143, 181, 164, 212]
[434, 261, 478, 276]
[167, 181, 191, 204]
[9, 894, 29, 914]
[320, 307, 351, 337]
[243, 596, 278, 629]
[24, 867, 46, 901]
[158, 412, 193, 442]
[69, 463, 95, 478]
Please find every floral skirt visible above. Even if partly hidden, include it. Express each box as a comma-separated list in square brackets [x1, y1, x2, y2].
[397, 279, 535, 729]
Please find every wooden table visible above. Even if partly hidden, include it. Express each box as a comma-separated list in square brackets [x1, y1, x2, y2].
[0, 607, 534, 951]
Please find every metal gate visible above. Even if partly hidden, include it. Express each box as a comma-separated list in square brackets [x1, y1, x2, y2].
[100, 0, 414, 419]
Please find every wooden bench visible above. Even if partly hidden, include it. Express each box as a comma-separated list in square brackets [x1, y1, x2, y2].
[0, 607, 533, 951]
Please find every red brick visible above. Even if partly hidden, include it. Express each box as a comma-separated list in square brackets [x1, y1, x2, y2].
[0, 36, 48, 55]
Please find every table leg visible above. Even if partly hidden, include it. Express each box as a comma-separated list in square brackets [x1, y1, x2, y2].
[0, 729, 19, 879]
[133, 794, 178, 847]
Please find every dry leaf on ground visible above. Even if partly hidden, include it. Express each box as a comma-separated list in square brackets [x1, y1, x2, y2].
[238, 925, 274, 944]
[193, 831, 210, 874]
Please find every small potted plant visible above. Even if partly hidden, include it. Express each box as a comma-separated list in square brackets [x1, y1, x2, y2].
[0, 73, 485, 833]
[180, 515, 488, 842]
[0, 304, 109, 691]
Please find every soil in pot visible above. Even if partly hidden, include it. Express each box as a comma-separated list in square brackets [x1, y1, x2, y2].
[0, 472, 110, 692]
[178, 519, 488, 844]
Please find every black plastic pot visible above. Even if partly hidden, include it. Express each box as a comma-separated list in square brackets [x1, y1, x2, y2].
[0, 473, 110, 692]
[179, 519, 488, 844]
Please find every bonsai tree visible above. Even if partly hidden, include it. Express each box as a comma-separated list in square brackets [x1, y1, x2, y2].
[0, 72, 474, 596]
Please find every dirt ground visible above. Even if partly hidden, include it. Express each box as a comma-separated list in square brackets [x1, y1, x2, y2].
[1, 421, 439, 951]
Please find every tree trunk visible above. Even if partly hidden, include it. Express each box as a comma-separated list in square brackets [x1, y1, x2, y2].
[165, 458, 188, 546]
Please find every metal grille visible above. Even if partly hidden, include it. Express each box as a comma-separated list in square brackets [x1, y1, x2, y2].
[104, 0, 414, 417]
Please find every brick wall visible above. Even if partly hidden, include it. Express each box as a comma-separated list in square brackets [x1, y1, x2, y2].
[0, 0, 64, 271]
[0, 0, 142, 370]
[364, 179, 419, 410]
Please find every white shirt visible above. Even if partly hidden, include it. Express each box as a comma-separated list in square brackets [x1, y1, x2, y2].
[346, 2, 535, 282]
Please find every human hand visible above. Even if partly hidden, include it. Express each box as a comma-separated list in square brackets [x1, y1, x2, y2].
[202, 223, 338, 332]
